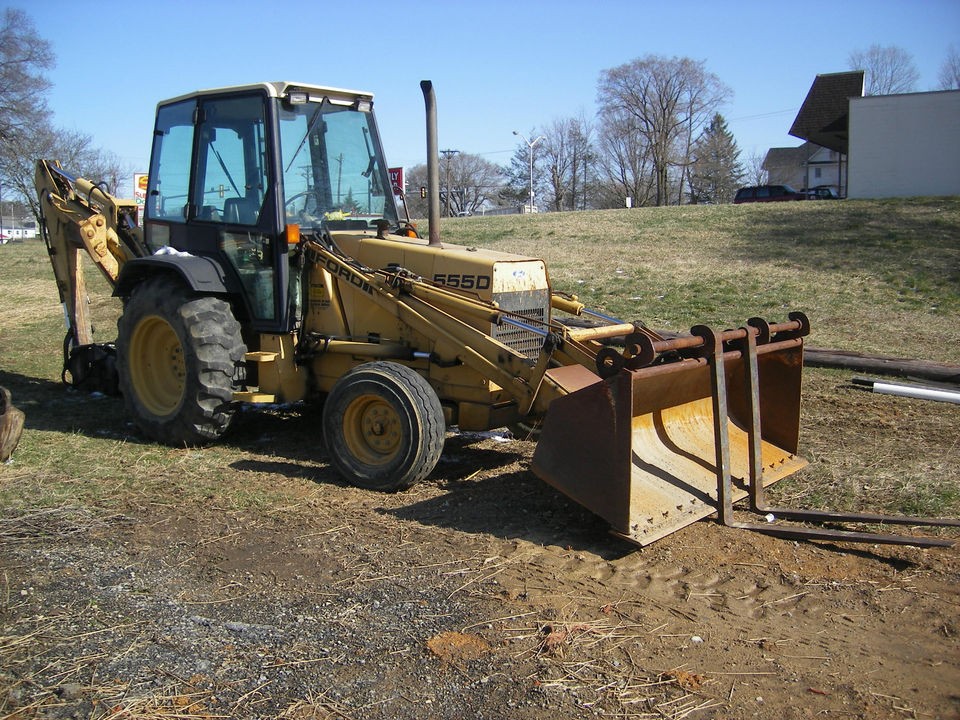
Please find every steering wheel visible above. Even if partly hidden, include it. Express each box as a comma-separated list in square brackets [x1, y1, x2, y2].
[284, 191, 322, 218]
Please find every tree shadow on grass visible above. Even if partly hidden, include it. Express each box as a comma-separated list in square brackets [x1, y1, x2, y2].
[721, 200, 960, 296]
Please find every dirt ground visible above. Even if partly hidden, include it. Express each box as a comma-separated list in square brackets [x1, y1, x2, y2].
[2, 405, 958, 720]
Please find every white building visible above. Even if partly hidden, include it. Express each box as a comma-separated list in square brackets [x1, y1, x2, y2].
[0, 221, 38, 242]
[847, 90, 960, 199]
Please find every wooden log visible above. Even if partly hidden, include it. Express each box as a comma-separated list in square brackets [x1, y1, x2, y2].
[805, 348, 960, 384]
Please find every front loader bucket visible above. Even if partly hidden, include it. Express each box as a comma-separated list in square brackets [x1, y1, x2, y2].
[532, 325, 808, 546]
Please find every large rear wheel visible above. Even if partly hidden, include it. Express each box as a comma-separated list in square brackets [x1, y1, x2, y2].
[322, 362, 445, 491]
[117, 276, 246, 445]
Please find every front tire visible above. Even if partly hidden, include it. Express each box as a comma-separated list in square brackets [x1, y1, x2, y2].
[117, 276, 246, 445]
[322, 362, 445, 491]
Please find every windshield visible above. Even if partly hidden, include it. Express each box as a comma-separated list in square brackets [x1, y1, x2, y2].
[278, 98, 399, 231]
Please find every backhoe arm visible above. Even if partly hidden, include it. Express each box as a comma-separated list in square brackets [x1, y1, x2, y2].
[34, 159, 147, 345]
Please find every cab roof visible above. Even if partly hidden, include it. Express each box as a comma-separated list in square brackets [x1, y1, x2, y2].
[158, 81, 374, 108]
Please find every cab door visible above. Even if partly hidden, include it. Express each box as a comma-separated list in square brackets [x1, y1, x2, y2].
[145, 91, 291, 332]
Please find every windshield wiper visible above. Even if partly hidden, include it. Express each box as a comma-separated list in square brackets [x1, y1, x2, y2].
[360, 127, 383, 195]
[284, 100, 329, 174]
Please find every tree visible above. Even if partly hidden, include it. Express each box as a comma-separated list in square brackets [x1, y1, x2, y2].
[848, 44, 919, 95]
[502, 131, 540, 210]
[597, 55, 730, 206]
[743, 151, 768, 187]
[673, 64, 734, 205]
[0, 9, 54, 147]
[539, 115, 595, 211]
[0, 8, 54, 218]
[688, 114, 743, 204]
[399, 164, 429, 219]
[938, 45, 960, 90]
[0, 9, 125, 224]
[3, 124, 126, 223]
[403, 152, 505, 218]
[594, 111, 655, 209]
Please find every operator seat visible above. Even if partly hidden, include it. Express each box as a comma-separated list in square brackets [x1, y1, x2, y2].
[223, 197, 259, 225]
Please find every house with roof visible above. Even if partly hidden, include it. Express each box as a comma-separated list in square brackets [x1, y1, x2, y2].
[0, 218, 38, 242]
[780, 71, 959, 199]
[763, 142, 844, 195]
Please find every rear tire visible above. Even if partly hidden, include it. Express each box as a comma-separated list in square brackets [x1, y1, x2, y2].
[322, 362, 445, 491]
[117, 276, 246, 445]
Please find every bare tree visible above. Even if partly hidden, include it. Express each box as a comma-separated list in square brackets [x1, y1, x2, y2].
[538, 115, 595, 211]
[674, 62, 733, 204]
[404, 152, 504, 218]
[938, 45, 960, 90]
[597, 55, 730, 206]
[448, 152, 504, 215]
[0, 8, 125, 225]
[743, 151, 767, 186]
[4, 125, 126, 222]
[541, 119, 573, 212]
[0, 9, 54, 146]
[848, 44, 919, 95]
[569, 114, 598, 210]
[0, 8, 54, 218]
[594, 111, 655, 209]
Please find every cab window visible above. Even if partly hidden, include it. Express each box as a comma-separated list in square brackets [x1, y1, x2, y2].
[194, 95, 267, 226]
[147, 100, 195, 223]
[196, 95, 275, 321]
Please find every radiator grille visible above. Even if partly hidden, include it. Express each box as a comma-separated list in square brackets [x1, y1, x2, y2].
[491, 289, 550, 358]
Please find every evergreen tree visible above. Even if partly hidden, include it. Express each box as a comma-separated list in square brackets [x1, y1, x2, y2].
[688, 114, 743, 204]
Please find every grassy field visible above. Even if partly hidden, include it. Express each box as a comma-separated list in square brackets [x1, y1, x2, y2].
[438, 197, 960, 361]
[1, 197, 958, 519]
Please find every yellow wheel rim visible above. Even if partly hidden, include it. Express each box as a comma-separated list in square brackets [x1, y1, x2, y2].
[128, 315, 186, 416]
[342, 393, 402, 466]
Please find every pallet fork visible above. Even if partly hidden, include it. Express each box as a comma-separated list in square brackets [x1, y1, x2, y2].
[710, 319, 959, 548]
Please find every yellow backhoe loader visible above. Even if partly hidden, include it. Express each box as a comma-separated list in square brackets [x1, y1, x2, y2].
[35, 81, 957, 547]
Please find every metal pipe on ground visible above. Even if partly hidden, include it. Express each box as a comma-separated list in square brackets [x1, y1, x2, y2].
[852, 377, 960, 405]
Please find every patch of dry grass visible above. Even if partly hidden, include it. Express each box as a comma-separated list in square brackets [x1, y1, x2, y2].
[497, 610, 723, 718]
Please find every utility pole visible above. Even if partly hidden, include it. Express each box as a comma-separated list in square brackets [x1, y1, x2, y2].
[440, 149, 459, 217]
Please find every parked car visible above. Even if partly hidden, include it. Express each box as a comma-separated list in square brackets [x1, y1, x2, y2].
[733, 185, 806, 204]
[804, 186, 840, 200]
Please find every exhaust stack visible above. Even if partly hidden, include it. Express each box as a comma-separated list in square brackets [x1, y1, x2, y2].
[421, 80, 441, 246]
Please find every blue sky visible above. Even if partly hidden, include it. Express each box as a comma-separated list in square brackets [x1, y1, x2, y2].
[14, 0, 960, 196]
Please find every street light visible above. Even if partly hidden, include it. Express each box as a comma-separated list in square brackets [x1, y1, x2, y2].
[513, 130, 544, 213]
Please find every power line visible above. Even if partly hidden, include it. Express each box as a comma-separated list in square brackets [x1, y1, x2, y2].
[729, 107, 799, 122]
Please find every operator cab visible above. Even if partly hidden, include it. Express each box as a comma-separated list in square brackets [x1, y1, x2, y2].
[142, 81, 400, 333]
